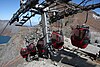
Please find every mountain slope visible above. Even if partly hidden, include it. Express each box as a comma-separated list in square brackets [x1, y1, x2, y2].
[0, 20, 19, 36]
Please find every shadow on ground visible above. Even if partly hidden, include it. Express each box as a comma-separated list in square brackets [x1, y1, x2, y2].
[50, 49, 98, 67]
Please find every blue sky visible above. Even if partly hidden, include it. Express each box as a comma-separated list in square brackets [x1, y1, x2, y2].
[0, 0, 42, 26]
[0, 0, 20, 20]
[0, 0, 100, 25]
[72, 0, 100, 14]
[0, 0, 43, 20]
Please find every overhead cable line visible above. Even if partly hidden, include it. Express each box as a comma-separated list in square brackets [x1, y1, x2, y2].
[0, 22, 9, 36]
[76, 0, 86, 7]
[83, 0, 92, 6]
[29, 18, 32, 27]
[84, 11, 88, 23]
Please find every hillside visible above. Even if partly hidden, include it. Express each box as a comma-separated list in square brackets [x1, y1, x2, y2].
[73, 11, 100, 31]
[0, 20, 19, 36]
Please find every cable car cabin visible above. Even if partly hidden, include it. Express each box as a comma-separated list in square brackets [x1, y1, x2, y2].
[51, 31, 64, 49]
[20, 47, 29, 58]
[37, 37, 45, 56]
[27, 43, 37, 55]
[71, 25, 90, 49]
[20, 43, 36, 58]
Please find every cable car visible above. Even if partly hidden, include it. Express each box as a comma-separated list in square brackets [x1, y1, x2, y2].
[71, 25, 90, 49]
[37, 37, 46, 57]
[20, 43, 37, 61]
[51, 31, 64, 49]
[20, 47, 28, 58]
